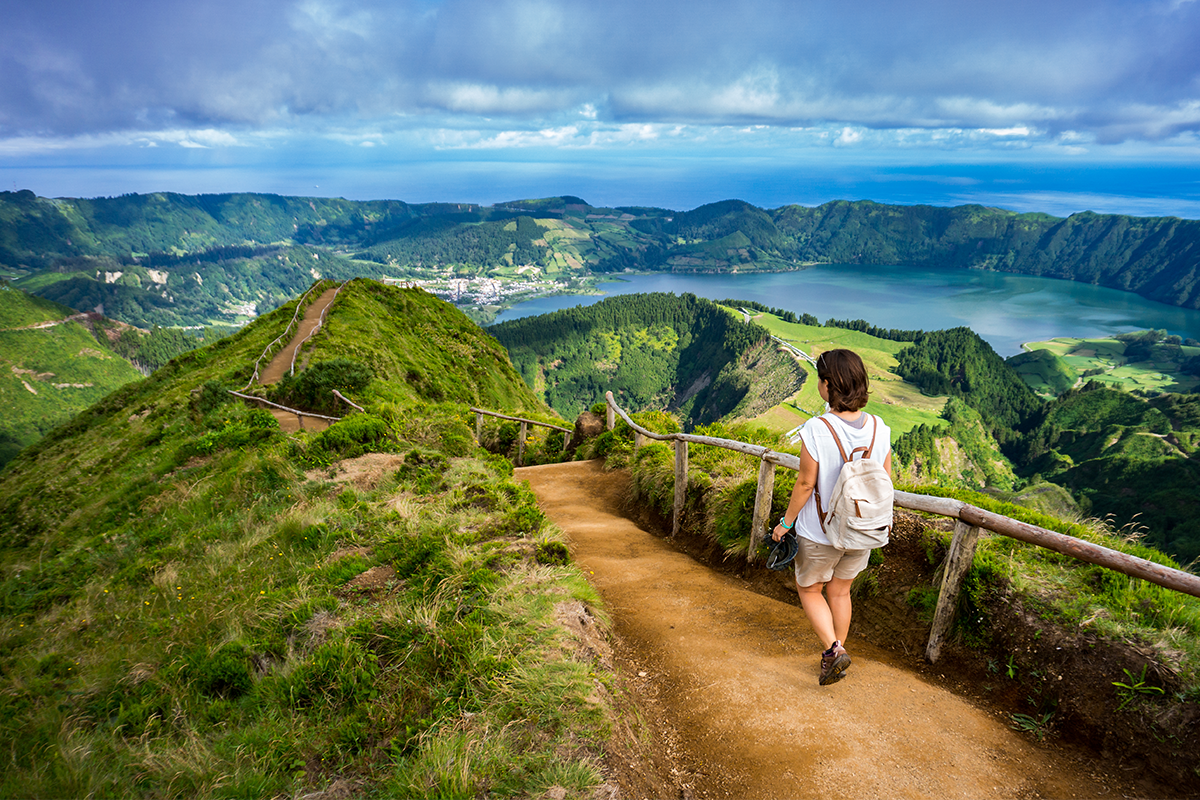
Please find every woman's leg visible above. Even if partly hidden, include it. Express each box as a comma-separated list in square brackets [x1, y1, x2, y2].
[796, 581, 837, 649]
[825, 576, 854, 646]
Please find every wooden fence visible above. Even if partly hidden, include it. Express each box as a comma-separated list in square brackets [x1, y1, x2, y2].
[226, 390, 343, 426]
[602, 391, 1200, 663]
[471, 408, 573, 467]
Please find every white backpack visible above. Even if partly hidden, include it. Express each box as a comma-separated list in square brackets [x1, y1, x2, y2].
[816, 414, 893, 550]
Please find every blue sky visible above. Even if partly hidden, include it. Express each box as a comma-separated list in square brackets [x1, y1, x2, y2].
[3, 0, 1200, 217]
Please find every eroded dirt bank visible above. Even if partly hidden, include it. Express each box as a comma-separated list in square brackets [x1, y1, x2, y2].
[517, 460, 1137, 800]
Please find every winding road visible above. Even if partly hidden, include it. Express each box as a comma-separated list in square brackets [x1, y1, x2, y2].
[516, 459, 1131, 800]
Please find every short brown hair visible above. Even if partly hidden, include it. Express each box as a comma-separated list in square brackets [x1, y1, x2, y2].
[816, 349, 870, 412]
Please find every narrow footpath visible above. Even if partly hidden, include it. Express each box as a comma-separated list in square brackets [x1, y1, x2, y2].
[516, 460, 1130, 800]
[257, 286, 340, 432]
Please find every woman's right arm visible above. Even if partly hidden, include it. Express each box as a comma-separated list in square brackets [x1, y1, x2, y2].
[771, 443, 819, 542]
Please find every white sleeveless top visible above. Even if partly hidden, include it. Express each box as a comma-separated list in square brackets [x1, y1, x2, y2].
[794, 412, 892, 547]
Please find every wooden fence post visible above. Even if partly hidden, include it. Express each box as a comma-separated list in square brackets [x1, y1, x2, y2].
[925, 519, 982, 664]
[672, 439, 688, 538]
[606, 402, 615, 431]
[518, 421, 528, 467]
[562, 430, 572, 453]
[749, 458, 776, 564]
[475, 411, 483, 441]
[634, 431, 645, 450]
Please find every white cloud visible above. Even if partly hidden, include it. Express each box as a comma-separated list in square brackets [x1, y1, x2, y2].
[835, 127, 863, 146]
[429, 83, 581, 115]
[979, 127, 1032, 137]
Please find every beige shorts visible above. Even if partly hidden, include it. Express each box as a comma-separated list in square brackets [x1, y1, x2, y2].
[794, 537, 871, 587]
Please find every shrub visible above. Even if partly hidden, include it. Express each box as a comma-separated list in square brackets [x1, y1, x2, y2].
[288, 637, 379, 707]
[302, 414, 395, 464]
[187, 643, 254, 699]
[395, 448, 449, 494]
[273, 358, 374, 415]
[194, 380, 232, 415]
[535, 541, 571, 566]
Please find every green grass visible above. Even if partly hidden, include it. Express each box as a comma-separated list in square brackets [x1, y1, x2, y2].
[0, 295, 146, 467]
[0, 287, 80, 327]
[0, 280, 612, 798]
[736, 311, 948, 436]
[1023, 336, 1200, 395]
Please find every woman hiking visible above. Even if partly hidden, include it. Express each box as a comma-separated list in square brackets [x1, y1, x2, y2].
[771, 348, 892, 686]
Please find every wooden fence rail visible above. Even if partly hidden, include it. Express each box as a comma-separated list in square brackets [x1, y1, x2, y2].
[602, 391, 1200, 663]
[470, 408, 573, 466]
[226, 390, 343, 423]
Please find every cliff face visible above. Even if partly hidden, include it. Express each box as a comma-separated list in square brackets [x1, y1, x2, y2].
[701, 337, 807, 425]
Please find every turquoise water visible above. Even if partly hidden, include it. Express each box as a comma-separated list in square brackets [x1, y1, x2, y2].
[491, 265, 1200, 357]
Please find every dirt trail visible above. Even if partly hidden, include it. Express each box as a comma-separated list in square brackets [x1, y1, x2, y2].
[259, 286, 340, 386]
[516, 460, 1129, 800]
[257, 287, 340, 433]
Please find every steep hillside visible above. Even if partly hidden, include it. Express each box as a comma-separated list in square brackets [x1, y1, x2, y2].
[0, 280, 618, 798]
[893, 327, 1043, 433]
[488, 293, 806, 428]
[893, 398, 1019, 491]
[1017, 383, 1200, 563]
[0, 286, 145, 467]
[24, 245, 370, 328]
[770, 201, 1200, 309]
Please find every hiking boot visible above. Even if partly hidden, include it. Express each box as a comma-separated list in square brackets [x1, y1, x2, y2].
[819, 642, 851, 686]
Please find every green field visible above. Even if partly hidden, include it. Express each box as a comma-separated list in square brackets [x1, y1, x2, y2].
[1021, 336, 1200, 395]
[734, 311, 948, 436]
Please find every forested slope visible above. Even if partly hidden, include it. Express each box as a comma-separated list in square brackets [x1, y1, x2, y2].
[0, 287, 146, 467]
[770, 202, 1200, 309]
[488, 293, 805, 427]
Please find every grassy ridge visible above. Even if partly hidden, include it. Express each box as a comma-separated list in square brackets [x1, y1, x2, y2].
[0, 280, 616, 798]
[0, 285, 78, 326]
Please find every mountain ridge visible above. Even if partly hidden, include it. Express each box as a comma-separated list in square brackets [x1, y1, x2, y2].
[3, 191, 1199, 332]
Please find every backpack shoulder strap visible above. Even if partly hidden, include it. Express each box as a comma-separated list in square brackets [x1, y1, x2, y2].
[817, 415, 850, 463]
[860, 414, 878, 461]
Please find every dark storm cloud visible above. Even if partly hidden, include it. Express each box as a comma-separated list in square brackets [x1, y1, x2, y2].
[2, 0, 1198, 143]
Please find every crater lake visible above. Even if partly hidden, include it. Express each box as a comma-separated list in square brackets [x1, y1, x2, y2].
[490, 264, 1200, 356]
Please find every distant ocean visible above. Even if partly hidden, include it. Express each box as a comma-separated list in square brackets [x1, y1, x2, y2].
[8, 161, 1200, 220]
